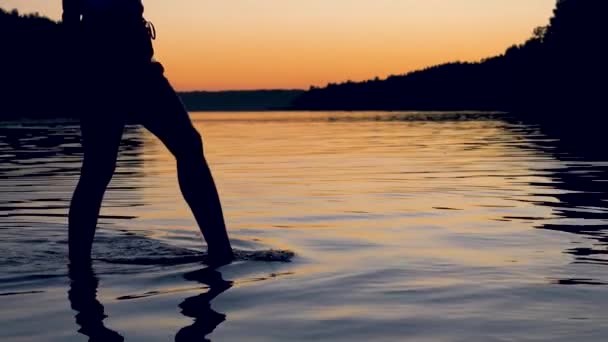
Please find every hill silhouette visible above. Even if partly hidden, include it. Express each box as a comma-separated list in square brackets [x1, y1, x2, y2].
[0, 9, 68, 119]
[0, 9, 302, 118]
[293, 0, 607, 122]
[1, 1, 606, 122]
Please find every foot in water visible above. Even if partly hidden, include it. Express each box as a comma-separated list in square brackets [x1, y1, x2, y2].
[206, 248, 234, 268]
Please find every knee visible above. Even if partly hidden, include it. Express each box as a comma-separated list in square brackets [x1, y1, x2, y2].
[190, 130, 204, 155]
[79, 161, 117, 189]
[173, 130, 205, 162]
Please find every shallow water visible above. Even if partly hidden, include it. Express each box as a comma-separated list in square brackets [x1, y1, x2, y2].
[1, 111, 608, 341]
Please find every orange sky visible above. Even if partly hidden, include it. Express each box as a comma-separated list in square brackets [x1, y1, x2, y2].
[1, 0, 556, 91]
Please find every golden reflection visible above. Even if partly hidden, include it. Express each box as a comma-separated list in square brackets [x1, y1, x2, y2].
[135, 112, 563, 276]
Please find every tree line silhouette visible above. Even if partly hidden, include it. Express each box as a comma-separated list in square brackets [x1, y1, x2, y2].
[0, 0, 605, 122]
[293, 0, 607, 125]
[0, 9, 70, 119]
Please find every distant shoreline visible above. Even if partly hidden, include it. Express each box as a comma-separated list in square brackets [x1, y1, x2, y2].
[178, 89, 305, 112]
[0, 89, 305, 119]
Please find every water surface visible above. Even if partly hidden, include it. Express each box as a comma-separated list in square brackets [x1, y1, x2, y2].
[1, 111, 608, 341]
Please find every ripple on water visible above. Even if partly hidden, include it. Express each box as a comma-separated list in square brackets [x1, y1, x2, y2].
[3, 113, 608, 341]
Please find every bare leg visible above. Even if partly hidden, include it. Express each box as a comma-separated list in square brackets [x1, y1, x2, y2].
[69, 118, 125, 265]
[138, 64, 233, 265]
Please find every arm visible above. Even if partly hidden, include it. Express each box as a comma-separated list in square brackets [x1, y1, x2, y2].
[62, 0, 82, 27]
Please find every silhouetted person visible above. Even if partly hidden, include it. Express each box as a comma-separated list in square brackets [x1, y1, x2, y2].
[176, 267, 233, 341]
[63, 0, 233, 267]
[68, 263, 124, 341]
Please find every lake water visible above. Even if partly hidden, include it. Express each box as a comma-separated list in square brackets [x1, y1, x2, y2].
[1, 111, 608, 341]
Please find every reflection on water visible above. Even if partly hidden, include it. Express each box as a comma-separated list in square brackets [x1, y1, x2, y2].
[506, 124, 608, 273]
[68, 262, 231, 342]
[2, 112, 608, 341]
[0, 121, 145, 223]
[68, 265, 124, 342]
[176, 268, 232, 342]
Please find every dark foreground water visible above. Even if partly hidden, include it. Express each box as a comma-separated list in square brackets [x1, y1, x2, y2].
[1, 111, 608, 341]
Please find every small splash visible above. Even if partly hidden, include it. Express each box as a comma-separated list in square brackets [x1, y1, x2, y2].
[98, 249, 295, 266]
[234, 249, 295, 262]
[0, 224, 294, 281]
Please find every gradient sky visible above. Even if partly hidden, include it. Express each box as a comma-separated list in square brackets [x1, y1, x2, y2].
[1, 0, 556, 91]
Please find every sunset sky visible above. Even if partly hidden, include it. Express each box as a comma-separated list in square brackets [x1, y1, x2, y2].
[1, 0, 556, 91]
